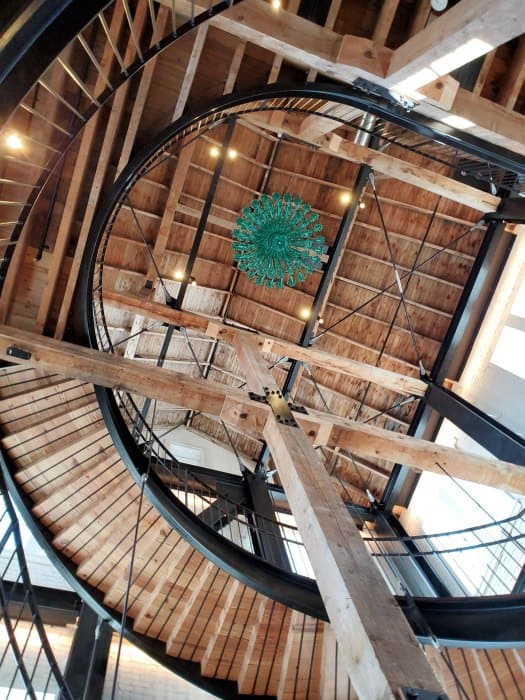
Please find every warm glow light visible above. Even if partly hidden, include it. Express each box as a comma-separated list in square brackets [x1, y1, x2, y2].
[359, 201, 366, 210]
[227, 148, 238, 160]
[190, 277, 197, 287]
[318, 316, 324, 325]
[6, 133, 22, 150]
[210, 146, 220, 158]
[271, 0, 281, 9]
[441, 115, 475, 130]
[299, 307, 311, 320]
[340, 191, 352, 205]
[174, 269, 185, 281]
[431, 38, 493, 76]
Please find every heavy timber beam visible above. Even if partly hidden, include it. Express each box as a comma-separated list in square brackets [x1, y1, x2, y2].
[232, 334, 443, 699]
[103, 290, 427, 397]
[246, 113, 500, 213]
[386, 0, 525, 86]
[0, 326, 524, 495]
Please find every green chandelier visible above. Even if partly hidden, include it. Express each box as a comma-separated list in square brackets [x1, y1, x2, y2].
[232, 193, 325, 288]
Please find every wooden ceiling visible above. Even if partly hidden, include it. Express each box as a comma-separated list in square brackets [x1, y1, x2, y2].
[1, 0, 524, 507]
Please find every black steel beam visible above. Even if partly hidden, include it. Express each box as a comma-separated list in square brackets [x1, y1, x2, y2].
[424, 382, 525, 465]
[63, 604, 112, 700]
[255, 163, 371, 472]
[245, 472, 292, 571]
[382, 218, 515, 509]
[171, 117, 236, 309]
[4, 582, 80, 626]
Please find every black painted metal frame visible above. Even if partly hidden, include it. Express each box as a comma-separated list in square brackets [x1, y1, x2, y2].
[76, 85, 525, 645]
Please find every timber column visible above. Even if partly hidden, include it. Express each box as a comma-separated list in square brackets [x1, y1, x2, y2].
[233, 334, 444, 700]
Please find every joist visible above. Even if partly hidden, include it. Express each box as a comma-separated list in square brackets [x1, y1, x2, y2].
[103, 289, 427, 396]
[0, 325, 524, 495]
[233, 333, 442, 698]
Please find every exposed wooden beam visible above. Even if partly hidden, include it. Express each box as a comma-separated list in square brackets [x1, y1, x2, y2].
[172, 24, 209, 121]
[233, 333, 442, 698]
[223, 41, 246, 95]
[103, 290, 427, 396]
[387, 0, 525, 86]
[247, 112, 500, 211]
[1, 325, 524, 495]
[472, 49, 496, 96]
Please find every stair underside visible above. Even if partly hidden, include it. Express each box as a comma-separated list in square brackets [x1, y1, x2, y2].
[0, 366, 522, 699]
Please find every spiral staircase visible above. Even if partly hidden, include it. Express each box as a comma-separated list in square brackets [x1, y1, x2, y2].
[0, 1, 525, 699]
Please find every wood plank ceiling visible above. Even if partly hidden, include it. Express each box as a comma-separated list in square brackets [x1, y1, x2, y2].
[0, 0, 524, 510]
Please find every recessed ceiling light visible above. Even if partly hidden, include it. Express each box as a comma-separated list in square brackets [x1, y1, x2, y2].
[299, 307, 311, 320]
[271, 0, 281, 9]
[359, 201, 366, 210]
[174, 269, 185, 281]
[227, 148, 237, 160]
[210, 146, 220, 158]
[6, 133, 22, 150]
[340, 192, 351, 205]
[189, 276, 197, 287]
[318, 316, 324, 325]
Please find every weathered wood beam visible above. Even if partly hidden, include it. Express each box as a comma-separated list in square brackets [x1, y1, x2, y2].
[373, 0, 400, 45]
[498, 36, 525, 110]
[103, 290, 427, 396]
[386, 0, 525, 86]
[233, 333, 442, 699]
[1, 325, 524, 496]
[247, 113, 501, 212]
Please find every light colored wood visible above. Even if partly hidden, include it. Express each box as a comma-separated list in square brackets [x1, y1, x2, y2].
[372, 0, 400, 45]
[498, 36, 525, 110]
[172, 24, 209, 121]
[1, 326, 524, 495]
[247, 112, 500, 212]
[472, 49, 496, 96]
[104, 290, 428, 396]
[223, 41, 246, 95]
[387, 0, 525, 85]
[234, 333, 442, 698]
[321, 133, 500, 213]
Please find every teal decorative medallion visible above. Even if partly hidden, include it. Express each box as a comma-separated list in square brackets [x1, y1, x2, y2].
[232, 193, 325, 288]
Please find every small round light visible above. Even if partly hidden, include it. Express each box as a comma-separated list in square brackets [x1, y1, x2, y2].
[318, 316, 324, 325]
[227, 148, 238, 160]
[189, 276, 197, 287]
[210, 146, 220, 158]
[174, 269, 185, 281]
[6, 133, 22, 150]
[340, 191, 351, 205]
[299, 307, 311, 320]
[359, 201, 366, 209]
[271, 0, 281, 8]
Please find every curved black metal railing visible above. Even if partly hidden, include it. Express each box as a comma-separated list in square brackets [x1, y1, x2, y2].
[0, 475, 73, 700]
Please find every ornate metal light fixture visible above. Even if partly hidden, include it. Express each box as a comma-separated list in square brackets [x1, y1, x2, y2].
[232, 193, 325, 288]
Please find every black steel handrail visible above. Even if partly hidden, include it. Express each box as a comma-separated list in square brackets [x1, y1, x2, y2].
[0, 474, 74, 700]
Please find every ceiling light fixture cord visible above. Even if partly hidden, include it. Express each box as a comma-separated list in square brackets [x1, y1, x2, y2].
[311, 219, 485, 341]
[368, 171, 424, 368]
[126, 197, 173, 302]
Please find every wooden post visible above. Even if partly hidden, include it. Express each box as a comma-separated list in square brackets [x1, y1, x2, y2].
[232, 334, 443, 699]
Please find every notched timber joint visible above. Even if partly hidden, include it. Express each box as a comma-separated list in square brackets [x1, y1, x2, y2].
[399, 688, 448, 700]
[248, 388, 307, 426]
[6, 346, 31, 361]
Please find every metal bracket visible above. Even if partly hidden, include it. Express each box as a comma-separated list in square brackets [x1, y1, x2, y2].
[6, 346, 31, 360]
[248, 389, 308, 427]
[400, 688, 448, 700]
